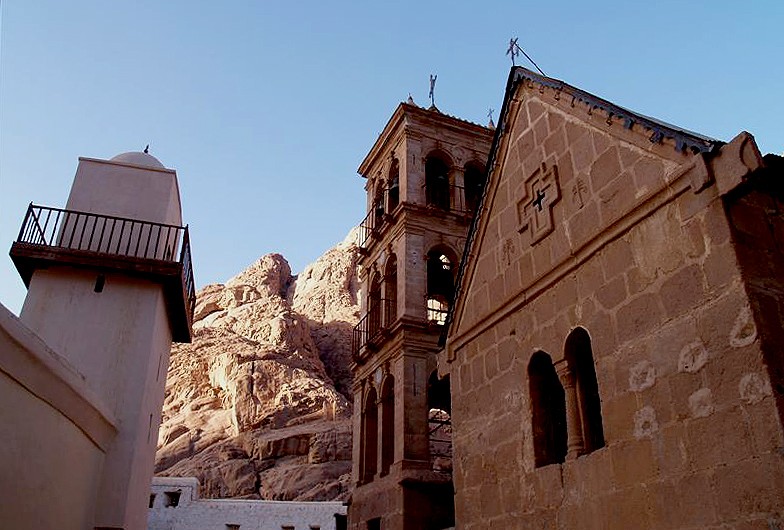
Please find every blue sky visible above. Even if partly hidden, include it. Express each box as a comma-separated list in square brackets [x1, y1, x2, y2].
[1, 1, 782, 314]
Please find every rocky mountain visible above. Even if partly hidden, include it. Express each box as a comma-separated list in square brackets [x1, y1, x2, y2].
[155, 231, 360, 501]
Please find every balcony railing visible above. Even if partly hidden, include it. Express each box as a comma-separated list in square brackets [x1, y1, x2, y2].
[352, 298, 396, 361]
[356, 199, 388, 250]
[425, 183, 479, 217]
[429, 409, 452, 473]
[11, 203, 196, 342]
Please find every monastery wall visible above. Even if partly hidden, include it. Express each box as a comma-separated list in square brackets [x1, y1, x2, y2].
[0, 302, 115, 530]
[444, 85, 784, 528]
[149, 477, 347, 530]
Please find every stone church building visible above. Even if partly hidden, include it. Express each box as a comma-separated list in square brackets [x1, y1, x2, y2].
[350, 66, 784, 529]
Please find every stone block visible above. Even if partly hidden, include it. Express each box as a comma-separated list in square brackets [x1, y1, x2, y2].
[713, 454, 784, 522]
[570, 133, 596, 176]
[703, 241, 739, 292]
[543, 127, 567, 158]
[611, 439, 658, 488]
[704, 199, 732, 245]
[532, 115, 550, 148]
[595, 275, 627, 310]
[567, 200, 600, 251]
[682, 216, 707, 260]
[745, 398, 784, 454]
[592, 131, 612, 160]
[599, 170, 637, 225]
[658, 263, 707, 319]
[602, 395, 638, 442]
[601, 237, 634, 279]
[575, 255, 605, 300]
[533, 463, 564, 509]
[616, 293, 664, 345]
[484, 347, 499, 381]
[564, 119, 588, 145]
[632, 156, 665, 195]
[686, 407, 752, 470]
[586, 309, 616, 360]
[669, 371, 705, 421]
[589, 147, 622, 193]
[607, 484, 653, 530]
[653, 422, 689, 477]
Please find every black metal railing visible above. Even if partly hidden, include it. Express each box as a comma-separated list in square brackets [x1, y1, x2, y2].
[15, 203, 196, 322]
[424, 183, 477, 217]
[357, 199, 388, 250]
[429, 409, 452, 473]
[352, 298, 396, 360]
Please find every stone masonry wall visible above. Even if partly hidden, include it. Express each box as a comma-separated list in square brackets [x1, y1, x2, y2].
[445, 87, 784, 529]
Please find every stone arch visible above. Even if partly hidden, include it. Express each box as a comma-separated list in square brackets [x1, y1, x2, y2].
[368, 271, 382, 338]
[373, 180, 385, 228]
[383, 254, 397, 326]
[463, 160, 486, 216]
[564, 327, 605, 454]
[387, 158, 400, 212]
[427, 370, 452, 473]
[528, 350, 567, 467]
[425, 150, 453, 211]
[379, 374, 395, 475]
[361, 384, 378, 483]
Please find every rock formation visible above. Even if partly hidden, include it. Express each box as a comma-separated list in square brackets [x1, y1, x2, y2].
[155, 231, 359, 501]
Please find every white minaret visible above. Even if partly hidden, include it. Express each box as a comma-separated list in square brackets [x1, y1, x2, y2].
[10, 151, 194, 530]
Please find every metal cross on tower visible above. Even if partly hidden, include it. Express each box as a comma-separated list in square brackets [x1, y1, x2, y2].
[506, 37, 546, 76]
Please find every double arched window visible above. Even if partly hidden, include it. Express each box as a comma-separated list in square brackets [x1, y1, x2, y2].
[360, 386, 378, 483]
[529, 327, 604, 467]
[359, 375, 396, 482]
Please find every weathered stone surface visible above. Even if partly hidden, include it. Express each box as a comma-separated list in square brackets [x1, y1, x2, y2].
[155, 231, 360, 501]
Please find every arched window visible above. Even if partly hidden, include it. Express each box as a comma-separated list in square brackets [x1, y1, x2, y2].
[528, 351, 567, 467]
[565, 328, 605, 454]
[463, 162, 485, 216]
[426, 248, 455, 326]
[425, 154, 451, 211]
[373, 183, 385, 229]
[388, 159, 400, 212]
[384, 255, 397, 327]
[380, 375, 395, 475]
[368, 272, 382, 339]
[361, 386, 378, 483]
[427, 371, 452, 473]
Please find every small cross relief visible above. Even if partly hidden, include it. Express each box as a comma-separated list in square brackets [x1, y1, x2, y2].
[517, 162, 561, 245]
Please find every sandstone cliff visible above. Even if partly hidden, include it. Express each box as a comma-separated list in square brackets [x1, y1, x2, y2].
[155, 232, 359, 501]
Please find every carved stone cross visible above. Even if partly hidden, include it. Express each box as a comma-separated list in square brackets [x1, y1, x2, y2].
[517, 161, 561, 245]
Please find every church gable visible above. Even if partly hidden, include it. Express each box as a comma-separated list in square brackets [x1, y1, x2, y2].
[448, 67, 718, 351]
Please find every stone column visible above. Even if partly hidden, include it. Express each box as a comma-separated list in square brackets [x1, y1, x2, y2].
[555, 360, 584, 459]
[452, 165, 465, 213]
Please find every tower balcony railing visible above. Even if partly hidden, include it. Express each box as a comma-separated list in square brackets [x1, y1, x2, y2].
[424, 183, 480, 218]
[10, 203, 196, 342]
[357, 200, 387, 250]
[352, 298, 396, 362]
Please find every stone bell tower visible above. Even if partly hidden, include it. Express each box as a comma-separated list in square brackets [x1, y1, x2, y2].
[349, 102, 493, 529]
[9, 151, 195, 530]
